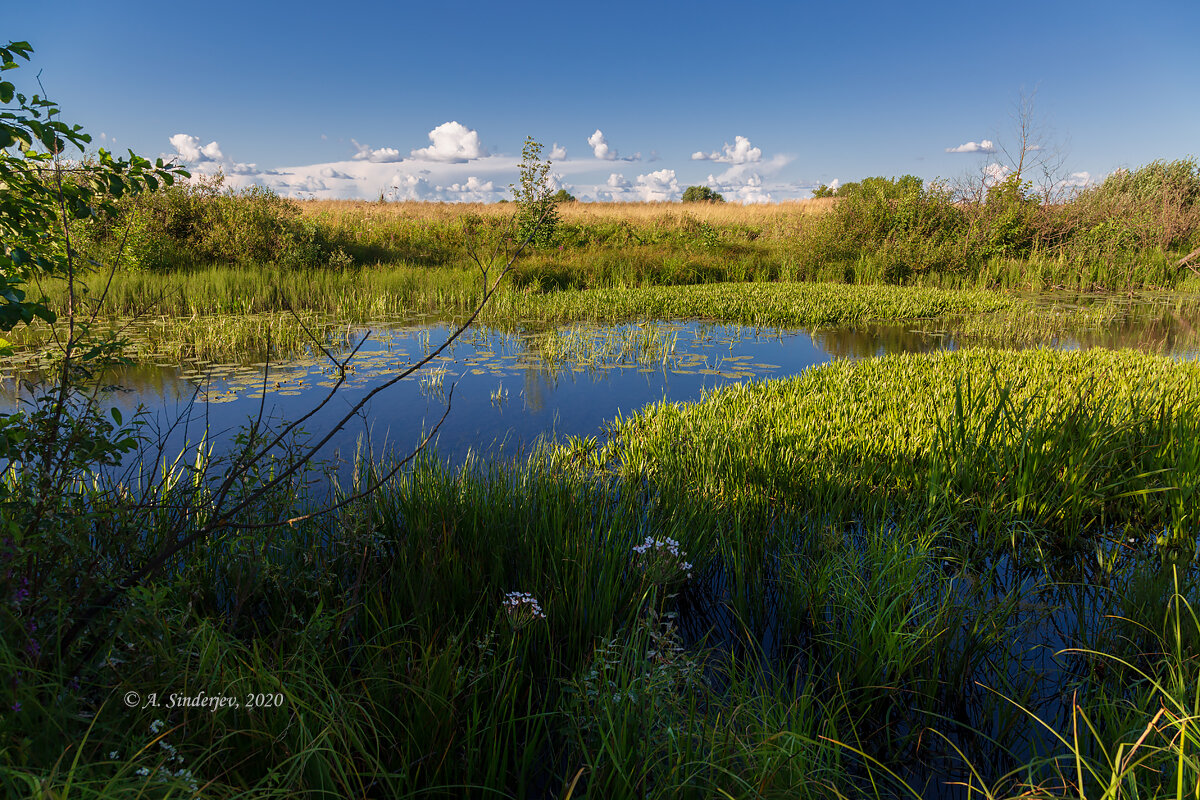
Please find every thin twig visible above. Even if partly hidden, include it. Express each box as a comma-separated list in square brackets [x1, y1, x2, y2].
[57, 201, 556, 664]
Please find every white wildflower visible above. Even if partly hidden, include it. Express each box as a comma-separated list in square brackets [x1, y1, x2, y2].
[502, 591, 547, 631]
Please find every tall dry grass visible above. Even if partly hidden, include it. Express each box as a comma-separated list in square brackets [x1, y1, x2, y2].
[298, 198, 835, 232]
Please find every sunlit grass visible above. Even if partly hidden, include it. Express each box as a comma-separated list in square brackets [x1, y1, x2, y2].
[487, 280, 1016, 326]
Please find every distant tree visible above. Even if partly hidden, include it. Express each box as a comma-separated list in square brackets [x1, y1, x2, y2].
[682, 185, 724, 203]
[551, 188, 576, 203]
[811, 184, 836, 198]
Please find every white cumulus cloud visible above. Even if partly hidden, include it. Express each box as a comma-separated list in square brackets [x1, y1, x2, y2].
[169, 134, 223, 163]
[691, 135, 763, 164]
[946, 139, 997, 154]
[385, 173, 501, 202]
[444, 176, 498, 202]
[588, 129, 614, 160]
[290, 176, 329, 194]
[549, 143, 567, 160]
[544, 171, 570, 194]
[634, 169, 679, 202]
[166, 134, 282, 182]
[586, 130, 639, 162]
[595, 170, 675, 201]
[410, 121, 487, 162]
[706, 172, 773, 204]
[388, 174, 437, 200]
[983, 162, 1011, 186]
[352, 139, 404, 163]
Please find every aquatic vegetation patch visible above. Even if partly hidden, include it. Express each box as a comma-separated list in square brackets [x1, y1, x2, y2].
[489, 280, 1016, 327]
[596, 347, 1200, 556]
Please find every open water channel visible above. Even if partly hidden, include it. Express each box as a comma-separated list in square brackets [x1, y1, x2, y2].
[3, 293, 1198, 474]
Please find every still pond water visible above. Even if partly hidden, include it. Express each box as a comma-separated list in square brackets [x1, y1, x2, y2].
[4, 293, 1197, 472]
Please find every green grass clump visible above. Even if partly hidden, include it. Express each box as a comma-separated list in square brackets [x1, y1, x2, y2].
[595, 347, 1200, 554]
[26, 263, 484, 318]
[488, 281, 1016, 327]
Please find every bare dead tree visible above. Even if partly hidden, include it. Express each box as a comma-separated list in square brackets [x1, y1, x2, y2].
[952, 87, 1073, 205]
[993, 87, 1072, 202]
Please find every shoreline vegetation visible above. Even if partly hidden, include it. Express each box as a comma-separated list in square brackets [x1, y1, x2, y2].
[4, 109, 1200, 796]
[72, 163, 1200, 297]
[2, 161, 1193, 360]
[7, 271, 1198, 363]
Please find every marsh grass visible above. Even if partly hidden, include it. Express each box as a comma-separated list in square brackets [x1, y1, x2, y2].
[485, 280, 1017, 328]
[27, 263, 484, 318]
[527, 323, 680, 369]
[4, 347, 1200, 798]
[4, 279, 1024, 362]
[594, 348, 1200, 551]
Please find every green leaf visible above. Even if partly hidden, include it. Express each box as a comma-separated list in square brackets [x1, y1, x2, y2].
[110, 407, 122, 426]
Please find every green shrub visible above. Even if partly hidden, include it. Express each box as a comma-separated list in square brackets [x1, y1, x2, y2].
[1066, 158, 1200, 254]
[975, 174, 1040, 259]
[81, 174, 347, 270]
[794, 175, 973, 281]
[681, 185, 724, 203]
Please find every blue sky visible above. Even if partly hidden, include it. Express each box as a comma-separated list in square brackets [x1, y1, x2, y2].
[20, 0, 1200, 202]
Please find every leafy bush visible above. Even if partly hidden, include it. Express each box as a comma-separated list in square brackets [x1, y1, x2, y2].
[81, 174, 348, 270]
[973, 174, 1041, 259]
[681, 185, 724, 203]
[1065, 158, 1200, 255]
[794, 174, 973, 281]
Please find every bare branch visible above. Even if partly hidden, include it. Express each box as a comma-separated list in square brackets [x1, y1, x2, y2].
[56, 188, 559, 664]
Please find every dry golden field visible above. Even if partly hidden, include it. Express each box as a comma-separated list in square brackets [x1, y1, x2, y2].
[297, 198, 836, 228]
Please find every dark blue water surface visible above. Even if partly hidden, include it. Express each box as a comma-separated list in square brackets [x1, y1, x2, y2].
[47, 321, 954, 471]
[3, 299, 1197, 475]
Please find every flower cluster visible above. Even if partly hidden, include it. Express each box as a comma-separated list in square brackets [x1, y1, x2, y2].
[11, 576, 29, 605]
[571, 608, 704, 739]
[631, 536, 694, 586]
[502, 591, 546, 631]
[131, 719, 200, 794]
